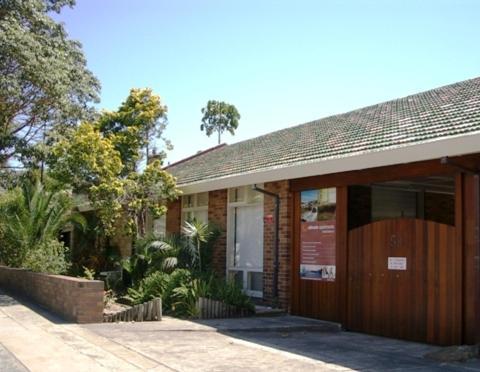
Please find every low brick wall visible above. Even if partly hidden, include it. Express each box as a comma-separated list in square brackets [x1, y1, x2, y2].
[0, 266, 104, 323]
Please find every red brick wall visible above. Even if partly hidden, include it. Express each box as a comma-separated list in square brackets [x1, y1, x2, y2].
[166, 199, 181, 234]
[208, 189, 228, 277]
[263, 181, 291, 310]
[0, 266, 104, 323]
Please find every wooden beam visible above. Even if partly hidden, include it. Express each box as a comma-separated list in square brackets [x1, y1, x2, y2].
[290, 154, 480, 191]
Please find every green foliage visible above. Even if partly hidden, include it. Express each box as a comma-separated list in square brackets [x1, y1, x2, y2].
[48, 90, 179, 237]
[0, 0, 100, 165]
[212, 278, 254, 311]
[125, 269, 254, 317]
[48, 122, 123, 192]
[182, 219, 211, 273]
[97, 88, 169, 175]
[0, 179, 84, 273]
[23, 239, 70, 274]
[82, 266, 96, 281]
[121, 234, 181, 286]
[122, 159, 179, 237]
[118, 223, 254, 319]
[200, 100, 240, 144]
[125, 270, 169, 305]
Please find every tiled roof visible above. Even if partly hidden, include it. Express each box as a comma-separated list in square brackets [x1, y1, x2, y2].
[168, 77, 480, 186]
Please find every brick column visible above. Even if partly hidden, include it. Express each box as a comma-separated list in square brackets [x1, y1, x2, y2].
[263, 180, 291, 310]
[166, 199, 181, 234]
[208, 189, 228, 277]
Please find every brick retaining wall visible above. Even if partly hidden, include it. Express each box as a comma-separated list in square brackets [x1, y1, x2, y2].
[0, 266, 104, 323]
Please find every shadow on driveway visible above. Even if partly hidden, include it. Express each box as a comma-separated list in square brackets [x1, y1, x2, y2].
[84, 315, 480, 371]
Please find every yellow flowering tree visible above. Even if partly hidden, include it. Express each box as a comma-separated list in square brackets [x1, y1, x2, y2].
[48, 89, 180, 237]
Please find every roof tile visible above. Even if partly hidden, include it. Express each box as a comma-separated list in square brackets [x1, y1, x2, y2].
[168, 77, 480, 186]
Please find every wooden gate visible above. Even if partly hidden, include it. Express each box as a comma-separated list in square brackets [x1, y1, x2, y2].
[347, 218, 461, 345]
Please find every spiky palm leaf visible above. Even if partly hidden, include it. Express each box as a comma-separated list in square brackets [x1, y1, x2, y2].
[0, 181, 86, 267]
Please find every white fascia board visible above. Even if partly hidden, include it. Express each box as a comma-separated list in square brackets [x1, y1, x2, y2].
[178, 132, 480, 194]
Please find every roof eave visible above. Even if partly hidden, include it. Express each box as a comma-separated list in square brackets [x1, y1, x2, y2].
[178, 132, 480, 194]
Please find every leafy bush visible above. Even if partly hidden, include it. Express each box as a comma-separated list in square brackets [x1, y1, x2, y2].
[213, 278, 254, 312]
[22, 240, 71, 274]
[0, 180, 85, 274]
[125, 271, 169, 304]
[121, 234, 182, 286]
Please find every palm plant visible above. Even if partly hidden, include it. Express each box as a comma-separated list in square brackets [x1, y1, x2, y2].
[121, 234, 182, 285]
[0, 180, 85, 272]
[182, 219, 211, 273]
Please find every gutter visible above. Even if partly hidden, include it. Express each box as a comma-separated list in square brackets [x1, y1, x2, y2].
[177, 132, 480, 194]
[252, 184, 280, 301]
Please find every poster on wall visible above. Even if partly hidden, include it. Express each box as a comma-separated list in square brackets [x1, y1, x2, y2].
[300, 189, 336, 281]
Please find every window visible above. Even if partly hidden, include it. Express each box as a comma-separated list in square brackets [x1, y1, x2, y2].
[181, 192, 208, 224]
[348, 176, 456, 229]
[227, 185, 264, 297]
[153, 215, 166, 237]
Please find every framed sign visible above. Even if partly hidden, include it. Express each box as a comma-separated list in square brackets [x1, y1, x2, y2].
[388, 257, 407, 270]
[299, 188, 336, 281]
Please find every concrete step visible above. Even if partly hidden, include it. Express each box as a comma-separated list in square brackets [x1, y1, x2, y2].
[254, 305, 286, 317]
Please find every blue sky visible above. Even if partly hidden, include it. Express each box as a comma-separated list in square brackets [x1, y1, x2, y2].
[55, 0, 480, 164]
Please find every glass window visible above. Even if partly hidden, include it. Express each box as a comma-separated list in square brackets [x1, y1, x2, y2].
[196, 192, 209, 207]
[181, 192, 209, 224]
[153, 215, 166, 237]
[248, 272, 263, 292]
[227, 184, 264, 297]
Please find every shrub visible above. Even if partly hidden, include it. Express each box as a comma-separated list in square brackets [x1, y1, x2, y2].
[213, 279, 254, 312]
[0, 180, 84, 273]
[125, 271, 169, 305]
[22, 240, 71, 274]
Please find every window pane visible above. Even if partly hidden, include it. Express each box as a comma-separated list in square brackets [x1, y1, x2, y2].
[228, 270, 243, 288]
[182, 211, 192, 222]
[234, 204, 263, 269]
[247, 187, 263, 204]
[182, 195, 194, 208]
[193, 210, 208, 224]
[153, 215, 166, 237]
[197, 192, 209, 207]
[229, 187, 245, 203]
[248, 272, 263, 292]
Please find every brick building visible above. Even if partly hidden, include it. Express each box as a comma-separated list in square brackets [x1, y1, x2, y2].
[163, 77, 480, 346]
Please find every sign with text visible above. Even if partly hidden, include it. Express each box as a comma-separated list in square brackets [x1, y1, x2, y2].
[300, 189, 336, 281]
[388, 257, 407, 270]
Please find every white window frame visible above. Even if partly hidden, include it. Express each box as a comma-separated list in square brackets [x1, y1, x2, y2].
[181, 192, 209, 224]
[226, 185, 264, 298]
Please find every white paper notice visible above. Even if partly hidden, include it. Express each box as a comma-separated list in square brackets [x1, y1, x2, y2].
[388, 257, 407, 270]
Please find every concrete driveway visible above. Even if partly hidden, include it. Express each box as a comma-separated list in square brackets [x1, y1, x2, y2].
[1, 290, 480, 371]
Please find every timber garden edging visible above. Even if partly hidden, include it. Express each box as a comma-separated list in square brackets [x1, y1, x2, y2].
[196, 297, 253, 319]
[103, 298, 162, 322]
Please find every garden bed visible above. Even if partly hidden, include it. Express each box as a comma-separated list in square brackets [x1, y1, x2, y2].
[103, 298, 162, 322]
[196, 297, 253, 319]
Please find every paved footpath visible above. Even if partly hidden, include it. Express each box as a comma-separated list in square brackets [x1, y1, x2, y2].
[1, 291, 480, 371]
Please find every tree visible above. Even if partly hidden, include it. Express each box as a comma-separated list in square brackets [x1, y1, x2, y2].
[200, 100, 240, 144]
[48, 89, 180, 237]
[0, 179, 85, 273]
[0, 0, 100, 166]
[97, 88, 169, 174]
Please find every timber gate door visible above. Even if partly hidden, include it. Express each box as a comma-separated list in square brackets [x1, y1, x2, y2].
[347, 218, 461, 345]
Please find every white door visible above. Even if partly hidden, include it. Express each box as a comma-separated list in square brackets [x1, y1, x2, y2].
[228, 203, 264, 297]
